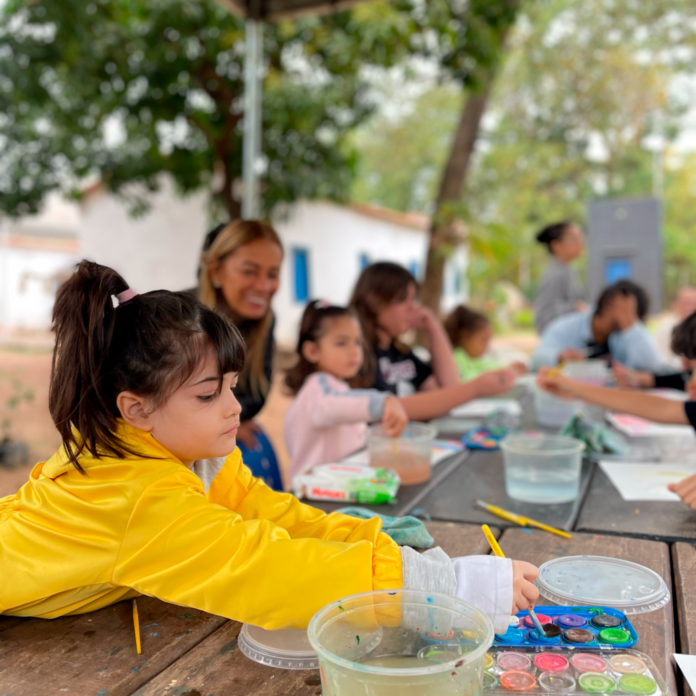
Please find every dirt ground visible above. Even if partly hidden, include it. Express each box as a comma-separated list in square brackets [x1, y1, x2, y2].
[0, 333, 536, 497]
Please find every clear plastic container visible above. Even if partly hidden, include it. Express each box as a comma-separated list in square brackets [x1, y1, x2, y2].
[562, 360, 611, 385]
[535, 556, 671, 615]
[238, 625, 318, 670]
[308, 589, 494, 696]
[534, 387, 583, 428]
[368, 422, 437, 485]
[501, 434, 585, 504]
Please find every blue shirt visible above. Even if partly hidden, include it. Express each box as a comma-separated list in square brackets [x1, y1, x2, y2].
[532, 311, 665, 372]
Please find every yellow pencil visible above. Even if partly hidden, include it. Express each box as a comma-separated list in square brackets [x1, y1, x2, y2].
[546, 360, 566, 379]
[133, 599, 141, 655]
[482, 524, 505, 558]
[476, 500, 571, 539]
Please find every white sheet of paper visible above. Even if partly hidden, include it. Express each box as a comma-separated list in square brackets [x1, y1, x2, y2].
[675, 654, 696, 693]
[342, 440, 464, 467]
[607, 412, 695, 437]
[450, 398, 521, 418]
[599, 461, 696, 501]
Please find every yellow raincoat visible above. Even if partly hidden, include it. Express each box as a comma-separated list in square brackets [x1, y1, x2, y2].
[0, 422, 402, 628]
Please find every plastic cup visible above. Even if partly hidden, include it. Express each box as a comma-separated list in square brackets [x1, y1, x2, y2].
[534, 386, 583, 427]
[368, 423, 437, 485]
[308, 589, 494, 696]
[501, 434, 585, 504]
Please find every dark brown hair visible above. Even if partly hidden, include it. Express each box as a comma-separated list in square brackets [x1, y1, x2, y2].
[595, 279, 649, 322]
[285, 301, 369, 395]
[536, 221, 573, 254]
[50, 260, 245, 472]
[349, 262, 417, 384]
[671, 310, 696, 359]
[444, 305, 490, 346]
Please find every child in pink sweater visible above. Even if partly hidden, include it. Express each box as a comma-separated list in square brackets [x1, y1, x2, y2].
[284, 301, 408, 478]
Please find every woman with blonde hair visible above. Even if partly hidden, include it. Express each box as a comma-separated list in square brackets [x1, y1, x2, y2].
[195, 220, 284, 489]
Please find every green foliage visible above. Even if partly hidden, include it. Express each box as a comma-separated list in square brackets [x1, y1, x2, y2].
[353, 0, 696, 304]
[0, 0, 518, 219]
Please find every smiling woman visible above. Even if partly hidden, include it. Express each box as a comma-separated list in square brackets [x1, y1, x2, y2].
[194, 220, 284, 489]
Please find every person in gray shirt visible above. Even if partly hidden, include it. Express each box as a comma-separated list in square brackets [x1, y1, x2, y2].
[534, 221, 587, 333]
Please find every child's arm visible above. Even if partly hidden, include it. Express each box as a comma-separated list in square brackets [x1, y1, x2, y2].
[413, 307, 460, 388]
[114, 465, 402, 630]
[399, 367, 518, 421]
[305, 373, 389, 428]
[537, 369, 689, 424]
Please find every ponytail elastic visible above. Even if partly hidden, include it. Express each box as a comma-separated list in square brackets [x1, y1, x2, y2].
[116, 288, 138, 304]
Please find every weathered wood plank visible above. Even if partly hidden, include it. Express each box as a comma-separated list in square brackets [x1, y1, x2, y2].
[672, 541, 696, 696]
[499, 528, 678, 696]
[0, 597, 227, 696]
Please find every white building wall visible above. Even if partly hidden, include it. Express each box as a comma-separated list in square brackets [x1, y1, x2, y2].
[79, 177, 209, 293]
[271, 201, 430, 346]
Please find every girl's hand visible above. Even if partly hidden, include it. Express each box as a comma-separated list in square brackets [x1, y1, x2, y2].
[613, 362, 652, 389]
[382, 396, 408, 437]
[512, 560, 540, 614]
[236, 421, 260, 448]
[410, 305, 437, 333]
[510, 361, 528, 377]
[536, 368, 578, 400]
[559, 348, 586, 362]
[668, 474, 696, 510]
[475, 367, 517, 397]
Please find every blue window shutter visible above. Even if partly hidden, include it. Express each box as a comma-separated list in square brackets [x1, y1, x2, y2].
[409, 261, 420, 280]
[293, 248, 310, 302]
[359, 253, 370, 271]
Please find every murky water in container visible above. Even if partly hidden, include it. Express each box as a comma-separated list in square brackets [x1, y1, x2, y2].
[308, 590, 493, 696]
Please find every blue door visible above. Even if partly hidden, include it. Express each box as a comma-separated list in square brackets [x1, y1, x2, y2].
[605, 258, 632, 285]
[293, 248, 310, 302]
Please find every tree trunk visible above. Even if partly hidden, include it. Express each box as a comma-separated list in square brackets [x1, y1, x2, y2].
[420, 4, 519, 314]
[419, 85, 493, 312]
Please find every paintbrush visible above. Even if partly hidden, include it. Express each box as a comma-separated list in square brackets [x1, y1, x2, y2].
[481, 525, 548, 638]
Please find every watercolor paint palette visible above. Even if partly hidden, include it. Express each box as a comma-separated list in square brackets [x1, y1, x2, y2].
[493, 606, 638, 650]
[483, 647, 668, 695]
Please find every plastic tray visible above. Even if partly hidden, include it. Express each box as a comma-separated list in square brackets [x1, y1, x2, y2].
[535, 557, 671, 615]
[492, 606, 637, 650]
[483, 647, 668, 695]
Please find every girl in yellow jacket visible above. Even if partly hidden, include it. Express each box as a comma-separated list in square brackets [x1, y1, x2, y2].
[0, 260, 538, 633]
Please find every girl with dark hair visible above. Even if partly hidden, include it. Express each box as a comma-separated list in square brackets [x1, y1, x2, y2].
[195, 219, 283, 489]
[537, 311, 696, 510]
[0, 262, 539, 630]
[534, 221, 587, 333]
[349, 263, 521, 421]
[284, 300, 408, 476]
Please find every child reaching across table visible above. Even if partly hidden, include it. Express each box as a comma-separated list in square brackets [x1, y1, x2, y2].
[537, 311, 696, 510]
[0, 261, 539, 634]
[349, 263, 523, 421]
[444, 305, 527, 382]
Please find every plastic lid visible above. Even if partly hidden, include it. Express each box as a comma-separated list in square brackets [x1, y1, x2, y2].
[500, 671, 537, 691]
[535, 556, 671, 614]
[609, 654, 647, 674]
[238, 624, 318, 670]
[539, 672, 576, 692]
[619, 674, 658, 695]
[497, 652, 532, 671]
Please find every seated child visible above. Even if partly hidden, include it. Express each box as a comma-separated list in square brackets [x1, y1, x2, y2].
[0, 261, 538, 634]
[444, 305, 527, 381]
[537, 311, 696, 510]
[285, 301, 409, 477]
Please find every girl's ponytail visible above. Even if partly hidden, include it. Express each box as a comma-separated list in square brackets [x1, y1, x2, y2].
[49, 261, 131, 471]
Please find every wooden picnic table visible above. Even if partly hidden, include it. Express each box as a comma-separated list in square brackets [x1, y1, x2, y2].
[0, 521, 498, 696]
[498, 527, 679, 696]
[672, 541, 696, 696]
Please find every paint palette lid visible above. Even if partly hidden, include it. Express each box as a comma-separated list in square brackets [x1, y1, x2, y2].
[238, 624, 318, 670]
[535, 555, 670, 614]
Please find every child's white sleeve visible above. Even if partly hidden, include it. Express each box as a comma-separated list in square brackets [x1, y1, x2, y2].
[401, 546, 513, 634]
